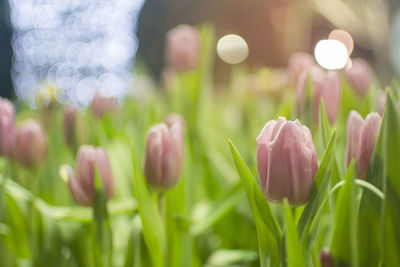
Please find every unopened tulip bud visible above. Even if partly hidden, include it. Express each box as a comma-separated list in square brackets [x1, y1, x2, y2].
[15, 120, 47, 168]
[345, 111, 381, 178]
[377, 90, 386, 115]
[63, 145, 114, 206]
[90, 92, 116, 118]
[319, 248, 334, 267]
[296, 66, 341, 124]
[144, 123, 184, 191]
[0, 98, 15, 156]
[344, 58, 371, 97]
[256, 117, 318, 206]
[63, 105, 87, 148]
[165, 24, 200, 71]
[288, 52, 315, 83]
[164, 113, 185, 130]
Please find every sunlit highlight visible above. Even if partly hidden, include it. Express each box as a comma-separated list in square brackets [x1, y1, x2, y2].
[314, 40, 348, 70]
[217, 34, 249, 64]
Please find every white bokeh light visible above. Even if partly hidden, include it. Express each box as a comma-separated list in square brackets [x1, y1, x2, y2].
[217, 34, 249, 65]
[314, 40, 349, 70]
[9, 0, 144, 106]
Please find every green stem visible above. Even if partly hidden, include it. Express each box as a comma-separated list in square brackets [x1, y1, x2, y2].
[29, 169, 40, 266]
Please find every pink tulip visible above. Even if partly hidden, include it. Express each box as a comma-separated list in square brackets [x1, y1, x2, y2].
[288, 52, 315, 83]
[90, 92, 116, 118]
[63, 145, 114, 206]
[256, 117, 318, 206]
[164, 24, 200, 71]
[343, 58, 371, 97]
[143, 123, 184, 191]
[164, 113, 185, 130]
[296, 66, 341, 124]
[15, 120, 47, 168]
[345, 111, 381, 178]
[0, 98, 15, 156]
[63, 104, 78, 147]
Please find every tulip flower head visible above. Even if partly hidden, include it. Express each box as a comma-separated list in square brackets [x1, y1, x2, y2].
[345, 111, 381, 179]
[256, 117, 318, 206]
[296, 66, 341, 124]
[63, 104, 87, 148]
[15, 119, 47, 168]
[320, 248, 334, 267]
[343, 58, 371, 97]
[90, 92, 116, 118]
[288, 51, 315, 83]
[0, 98, 15, 156]
[164, 24, 200, 71]
[164, 113, 186, 130]
[63, 145, 114, 206]
[144, 123, 184, 191]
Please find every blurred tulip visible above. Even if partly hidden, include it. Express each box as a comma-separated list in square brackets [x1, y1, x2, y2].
[0, 98, 15, 156]
[15, 120, 47, 168]
[288, 52, 315, 83]
[296, 66, 341, 124]
[345, 111, 381, 178]
[165, 24, 200, 71]
[63, 105, 87, 148]
[256, 117, 318, 206]
[90, 92, 116, 118]
[164, 113, 186, 130]
[377, 90, 386, 115]
[319, 248, 334, 267]
[63, 145, 114, 206]
[144, 123, 184, 191]
[343, 58, 371, 97]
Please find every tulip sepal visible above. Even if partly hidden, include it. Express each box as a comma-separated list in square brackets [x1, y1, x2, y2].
[91, 167, 112, 267]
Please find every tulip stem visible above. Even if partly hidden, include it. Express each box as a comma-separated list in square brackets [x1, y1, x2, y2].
[158, 193, 166, 221]
[28, 169, 40, 266]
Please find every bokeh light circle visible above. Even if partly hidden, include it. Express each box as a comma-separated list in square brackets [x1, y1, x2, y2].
[314, 40, 348, 70]
[217, 34, 249, 64]
[328, 29, 354, 55]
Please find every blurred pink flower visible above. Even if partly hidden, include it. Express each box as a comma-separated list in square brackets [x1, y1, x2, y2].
[288, 52, 315, 83]
[345, 111, 381, 178]
[64, 145, 114, 206]
[15, 119, 47, 168]
[164, 24, 200, 71]
[343, 58, 371, 97]
[144, 123, 184, 191]
[256, 117, 318, 206]
[0, 98, 15, 157]
[296, 66, 341, 124]
[164, 113, 186, 130]
[90, 92, 116, 118]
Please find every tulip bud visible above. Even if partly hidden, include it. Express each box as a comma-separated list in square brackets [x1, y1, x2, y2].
[164, 113, 186, 130]
[256, 117, 318, 206]
[63, 105, 87, 148]
[319, 248, 334, 267]
[90, 92, 116, 118]
[0, 98, 15, 156]
[165, 24, 200, 71]
[377, 90, 386, 115]
[63, 145, 114, 206]
[15, 119, 47, 168]
[296, 66, 341, 124]
[288, 52, 315, 83]
[345, 111, 381, 178]
[144, 123, 184, 191]
[343, 58, 371, 97]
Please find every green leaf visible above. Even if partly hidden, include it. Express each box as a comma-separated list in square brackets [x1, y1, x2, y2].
[191, 182, 244, 236]
[284, 199, 306, 267]
[228, 139, 281, 267]
[131, 144, 165, 267]
[92, 167, 113, 267]
[331, 163, 358, 267]
[205, 249, 258, 267]
[297, 131, 336, 244]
